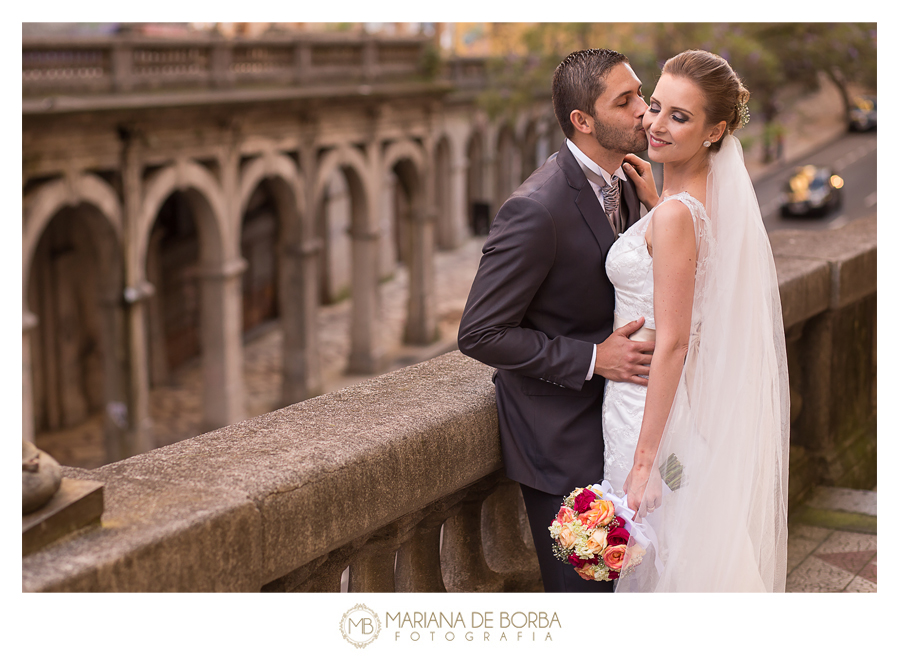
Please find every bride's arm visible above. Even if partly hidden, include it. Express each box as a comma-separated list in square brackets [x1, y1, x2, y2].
[624, 200, 696, 513]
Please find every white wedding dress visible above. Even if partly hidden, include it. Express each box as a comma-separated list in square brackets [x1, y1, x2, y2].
[598, 137, 791, 592]
[601, 192, 706, 496]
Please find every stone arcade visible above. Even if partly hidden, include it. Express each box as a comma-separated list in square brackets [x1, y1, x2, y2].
[22, 32, 562, 462]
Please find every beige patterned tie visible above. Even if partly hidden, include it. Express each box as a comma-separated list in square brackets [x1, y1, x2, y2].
[582, 167, 623, 235]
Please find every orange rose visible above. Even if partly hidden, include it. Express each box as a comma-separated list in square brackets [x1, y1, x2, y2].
[586, 527, 608, 555]
[578, 499, 616, 529]
[603, 544, 627, 572]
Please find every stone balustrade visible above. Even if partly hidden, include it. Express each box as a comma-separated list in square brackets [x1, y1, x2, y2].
[22, 216, 876, 592]
[22, 33, 437, 99]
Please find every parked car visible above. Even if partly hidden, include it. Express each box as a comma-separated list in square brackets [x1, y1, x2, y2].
[848, 95, 877, 132]
[780, 165, 844, 217]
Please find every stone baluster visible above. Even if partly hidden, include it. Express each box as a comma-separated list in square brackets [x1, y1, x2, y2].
[480, 478, 542, 591]
[394, 519, 446, 592]
[263, 543, 359, 593]
[440, 478, 505, 592]
[394, 494, 468, 593]
[348, 512, 422, 593]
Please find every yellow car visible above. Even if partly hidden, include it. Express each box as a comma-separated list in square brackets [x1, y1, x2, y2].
[780, 165, 844, 217]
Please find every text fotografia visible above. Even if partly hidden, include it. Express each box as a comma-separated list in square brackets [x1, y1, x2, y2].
[387, 611, 561, 642]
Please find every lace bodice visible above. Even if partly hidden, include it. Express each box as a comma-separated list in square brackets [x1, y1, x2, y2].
[602, 191, 711, 495]
[605, 192, 709, 330]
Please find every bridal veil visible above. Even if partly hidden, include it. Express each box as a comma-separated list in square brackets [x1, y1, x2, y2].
[616, 135, 790, 592]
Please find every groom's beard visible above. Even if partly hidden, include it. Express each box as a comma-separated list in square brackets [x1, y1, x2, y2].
[591, 113, 649, 156]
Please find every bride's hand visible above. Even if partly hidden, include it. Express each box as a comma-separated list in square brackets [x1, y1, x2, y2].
[623, 463, 662, 521]
[623, 154, 659, 210]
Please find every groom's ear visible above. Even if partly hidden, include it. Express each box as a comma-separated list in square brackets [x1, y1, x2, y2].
[570, 109, 593, 135]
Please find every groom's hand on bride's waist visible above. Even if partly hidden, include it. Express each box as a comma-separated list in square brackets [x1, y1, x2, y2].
[594, 317, 654, 386]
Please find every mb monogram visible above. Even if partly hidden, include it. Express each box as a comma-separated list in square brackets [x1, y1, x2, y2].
[340, 604, 382, 648]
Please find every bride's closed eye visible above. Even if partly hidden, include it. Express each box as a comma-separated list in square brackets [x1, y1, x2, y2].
[648, 101, 688, 123]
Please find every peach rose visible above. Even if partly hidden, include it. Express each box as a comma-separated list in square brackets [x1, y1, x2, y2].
[557, 524, 577, 549]
[556, 506, 575, 525]
[586, 527, 608, 555]
[575, 564, 598, 581]
[603, 544, 627, 572]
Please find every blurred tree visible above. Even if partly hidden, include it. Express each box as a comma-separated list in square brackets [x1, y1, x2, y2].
[752, 23, 876, 114]
[467, 23, 875, 162]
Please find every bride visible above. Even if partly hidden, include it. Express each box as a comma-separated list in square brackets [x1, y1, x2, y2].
[604, 50, 790, 592]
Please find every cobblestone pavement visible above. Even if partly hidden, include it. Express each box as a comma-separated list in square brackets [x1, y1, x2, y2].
[785, 486, 877, 592]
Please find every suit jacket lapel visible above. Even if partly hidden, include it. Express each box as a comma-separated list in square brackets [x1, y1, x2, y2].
[619, 176, 642, 231]
[557, 142, 616, 255]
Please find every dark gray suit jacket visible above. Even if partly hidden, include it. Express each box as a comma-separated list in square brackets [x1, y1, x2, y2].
[458, 141, 643, 495]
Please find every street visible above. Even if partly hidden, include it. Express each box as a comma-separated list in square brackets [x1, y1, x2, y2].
[756, 131, 877, 232]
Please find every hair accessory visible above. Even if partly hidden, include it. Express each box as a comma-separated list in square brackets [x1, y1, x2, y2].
[703, 140, 712, 148]
[737, 101, 750, 128]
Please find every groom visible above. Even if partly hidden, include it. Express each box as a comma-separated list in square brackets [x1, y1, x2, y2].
[458, 49, 657, 592]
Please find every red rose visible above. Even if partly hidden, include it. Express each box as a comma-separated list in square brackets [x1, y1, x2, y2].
[568, 554, 586, 568]
[607, 527, 630, 546]
[609, 569, 619, 580]
[573, 489, 597, 514]
[568, 554, 600, 569]
[615, 516, 627, 527]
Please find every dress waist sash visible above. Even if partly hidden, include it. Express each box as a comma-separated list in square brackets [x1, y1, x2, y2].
[614, 313, 657, 342]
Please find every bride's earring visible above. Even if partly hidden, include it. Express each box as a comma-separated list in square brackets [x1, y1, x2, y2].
[703, 140, 712, 148]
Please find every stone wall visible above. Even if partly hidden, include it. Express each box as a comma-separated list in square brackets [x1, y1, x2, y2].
[772, 215, 877, 505]
[22, 216, 876, 592]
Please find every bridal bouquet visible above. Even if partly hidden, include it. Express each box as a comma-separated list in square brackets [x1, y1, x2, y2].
[548, 483, 645, 581]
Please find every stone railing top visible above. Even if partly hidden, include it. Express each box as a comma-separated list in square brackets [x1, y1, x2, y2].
[771, 215, 876, 323]
[22, 352, 500, 592]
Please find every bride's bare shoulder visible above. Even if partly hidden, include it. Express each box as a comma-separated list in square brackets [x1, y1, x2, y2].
[647, 197, 697, 256]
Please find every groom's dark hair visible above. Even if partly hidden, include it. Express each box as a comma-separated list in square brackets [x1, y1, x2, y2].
[552, 49, 629, 139]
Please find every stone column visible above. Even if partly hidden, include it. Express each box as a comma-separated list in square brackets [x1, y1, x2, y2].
[97, 293, 130, 463]
[122, 281, 155, 456]
[120, 127, 154, 457]
[22, 310, 38, 445]
[449, 155, 469, 248]
[196, 258, 248, 430]
[346, 228, 385, 374]
[280, 238, 323, 404]
[404, 208, 437, 345]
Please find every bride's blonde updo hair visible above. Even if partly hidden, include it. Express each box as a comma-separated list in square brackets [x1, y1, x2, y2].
[662, 49, 750, 151]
